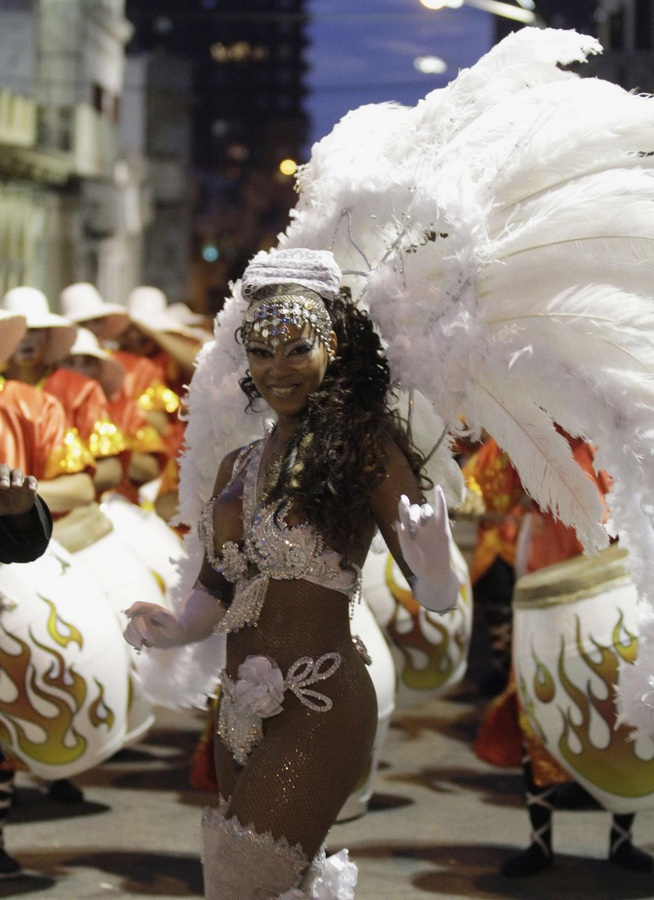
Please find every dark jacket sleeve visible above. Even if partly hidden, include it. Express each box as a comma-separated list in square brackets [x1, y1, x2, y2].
[0, 496, 53, 564]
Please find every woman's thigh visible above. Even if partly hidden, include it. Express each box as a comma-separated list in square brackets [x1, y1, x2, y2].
[224, 680, 377, 860]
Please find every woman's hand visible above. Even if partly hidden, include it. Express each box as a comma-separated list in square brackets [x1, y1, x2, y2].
[395, 487, 461, 613]
[123, 602, 184, 651]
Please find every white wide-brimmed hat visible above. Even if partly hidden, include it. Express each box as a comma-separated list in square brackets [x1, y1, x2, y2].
[126, 287, 200, 341]
[126, 287, 206, 372]
[167, 301, 209, 327]
[167, 302, 214, 341]
[66, 327, 125, 399]
[0, 309, 27, 367]
[2, 286, 78, 364]
[60, 283, 130, 340]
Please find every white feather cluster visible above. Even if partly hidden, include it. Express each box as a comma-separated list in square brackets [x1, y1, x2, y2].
[287, 28, 654, 735]
[154, 27, 654, 734]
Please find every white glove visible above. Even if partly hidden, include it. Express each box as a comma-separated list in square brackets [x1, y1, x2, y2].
[395, 487, 460, 613]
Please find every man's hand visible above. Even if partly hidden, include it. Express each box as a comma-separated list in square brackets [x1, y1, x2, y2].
[0, 465, 39, 518]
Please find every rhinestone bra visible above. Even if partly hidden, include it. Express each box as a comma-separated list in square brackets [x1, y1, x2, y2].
[198, 437, 360, 633]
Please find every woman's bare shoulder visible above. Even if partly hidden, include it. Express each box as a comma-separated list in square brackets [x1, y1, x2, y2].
[212, 441, 258, 494]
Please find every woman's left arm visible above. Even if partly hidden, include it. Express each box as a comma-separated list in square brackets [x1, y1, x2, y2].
[369, 439, 461, 613]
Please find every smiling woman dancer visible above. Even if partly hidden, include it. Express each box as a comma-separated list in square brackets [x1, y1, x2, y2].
[124, 248, 459, 899]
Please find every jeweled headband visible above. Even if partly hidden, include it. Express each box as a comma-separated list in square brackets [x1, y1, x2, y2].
[240, 248, 341, 350]
[241, 288, 333, 350]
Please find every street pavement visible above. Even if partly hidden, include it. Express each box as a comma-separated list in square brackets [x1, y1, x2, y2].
[4, 665, 654, 900]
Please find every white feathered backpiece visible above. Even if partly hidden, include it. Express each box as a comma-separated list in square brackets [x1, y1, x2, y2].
[145, 27, 654, 739]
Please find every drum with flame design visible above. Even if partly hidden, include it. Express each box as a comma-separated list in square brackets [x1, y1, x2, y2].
[101, 490, 184, 597]
[0, 539, 128, 779]
[513, 544, 654, 813]
[362, 535, 472, 707]
[53, 502, 167, 746]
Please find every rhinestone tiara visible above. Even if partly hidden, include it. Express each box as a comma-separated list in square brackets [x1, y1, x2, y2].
[242, 292, 333, 350]
[241, 248, 342, 301]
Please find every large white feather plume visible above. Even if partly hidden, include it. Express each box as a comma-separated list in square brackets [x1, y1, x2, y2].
[155, 27, 654, 738]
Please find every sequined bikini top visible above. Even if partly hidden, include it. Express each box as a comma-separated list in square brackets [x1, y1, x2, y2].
[198, 437, 360, 633]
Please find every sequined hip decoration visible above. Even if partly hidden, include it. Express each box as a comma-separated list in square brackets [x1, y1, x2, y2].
[217, 652, 342, 765]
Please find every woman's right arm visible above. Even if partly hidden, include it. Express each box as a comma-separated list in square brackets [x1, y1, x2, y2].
[123, 583, 226, 650]
[123, 447, 242, 650]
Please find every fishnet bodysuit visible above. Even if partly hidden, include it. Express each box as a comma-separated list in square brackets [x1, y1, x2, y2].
[215, 578, 377, 862]
[203, 440, 378, 865]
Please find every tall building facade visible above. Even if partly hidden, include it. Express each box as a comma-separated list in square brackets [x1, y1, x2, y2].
[125, 0, 311, 314]
[0, 0, 149, 306]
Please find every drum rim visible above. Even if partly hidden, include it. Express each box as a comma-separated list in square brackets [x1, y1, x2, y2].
[513, 544, 632, 609]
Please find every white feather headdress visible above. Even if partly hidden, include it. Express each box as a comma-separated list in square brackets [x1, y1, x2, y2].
[142, 28, 654, 740]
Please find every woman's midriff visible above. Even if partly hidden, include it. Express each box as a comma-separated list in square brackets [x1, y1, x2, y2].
[224, 577, 358, 677]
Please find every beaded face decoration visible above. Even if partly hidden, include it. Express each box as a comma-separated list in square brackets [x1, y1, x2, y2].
[240, 247, 342, 352]
[241, 288, 333, 351]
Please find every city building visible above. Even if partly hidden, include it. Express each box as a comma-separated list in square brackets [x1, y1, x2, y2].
[125, 0, 311, 315]
[0, 0, 142, 306]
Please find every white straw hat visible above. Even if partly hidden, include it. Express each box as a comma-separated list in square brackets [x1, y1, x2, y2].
[167, 301, 209, 327]
[167, 302, 213, 341]
[59, 283, 130, 340]
[66, 327, 125, 399]
[2, 286, 78, 364]
[125, 287, 205, 372]
[0, 310, 27, 367]
[126, 286, 200, 341]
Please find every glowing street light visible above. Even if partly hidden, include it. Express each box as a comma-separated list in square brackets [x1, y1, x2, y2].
[279, 159, 298, 176]
[420, 0, 463, 8]
[420, 0, 536, 22]
[414, 55, 448, 74]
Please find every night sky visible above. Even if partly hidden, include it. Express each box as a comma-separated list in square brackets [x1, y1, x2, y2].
[305, 0, 494, 146]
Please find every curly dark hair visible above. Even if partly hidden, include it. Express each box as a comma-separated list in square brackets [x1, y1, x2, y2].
[238, 287, 430, 557]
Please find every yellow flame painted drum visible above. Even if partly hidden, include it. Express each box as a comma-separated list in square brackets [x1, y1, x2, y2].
[337, 597, 396, 821]
[362, 536, 472, 707]
[101, 491, 184, 596]
[52, 502, 166, 746]
[513, 544, 654, 813]
[0, 539, 129, 779]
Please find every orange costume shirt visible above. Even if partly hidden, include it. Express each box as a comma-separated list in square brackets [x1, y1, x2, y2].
[462, 439, 525, 585]
[0, 379, 92, 480]
[42, 368, 127, 463]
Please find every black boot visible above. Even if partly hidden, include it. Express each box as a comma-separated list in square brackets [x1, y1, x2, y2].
[475, 558, 514, 696]
[502, 745, 554, 876]
[609, 813, 654, 872]
[48, 778, 84, 804]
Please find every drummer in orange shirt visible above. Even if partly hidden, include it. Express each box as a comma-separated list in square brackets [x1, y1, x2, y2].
[59, 283, 171, 504]
[121, 286, 207, 521]
[1, 288, 128, 500]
